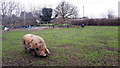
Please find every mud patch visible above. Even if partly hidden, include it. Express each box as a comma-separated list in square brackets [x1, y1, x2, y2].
[82, 45, 118, 52]
[56, 44, 75, 48]
[104, 46, 118, 51]
[100, 41, 108, 44]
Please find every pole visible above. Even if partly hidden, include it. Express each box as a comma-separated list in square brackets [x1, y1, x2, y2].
[24, 11, 25, 26]
[83, 6, 85, 18]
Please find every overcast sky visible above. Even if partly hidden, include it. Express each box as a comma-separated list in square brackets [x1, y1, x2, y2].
[17, 0, 119, 18]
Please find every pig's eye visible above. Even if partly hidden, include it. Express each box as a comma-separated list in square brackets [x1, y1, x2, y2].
[39, 41, 42, 43]
[35, 44, 37, 45]
[36, 48, 39, 50]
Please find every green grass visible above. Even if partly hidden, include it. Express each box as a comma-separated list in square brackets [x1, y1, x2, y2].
[2, 26, 118, 66]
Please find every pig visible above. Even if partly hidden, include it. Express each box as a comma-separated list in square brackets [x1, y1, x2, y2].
[22, 34, 50, 57]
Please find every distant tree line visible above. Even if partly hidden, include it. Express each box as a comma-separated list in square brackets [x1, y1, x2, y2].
[2, 12, 35, 27]
[71, 18, 119, 26]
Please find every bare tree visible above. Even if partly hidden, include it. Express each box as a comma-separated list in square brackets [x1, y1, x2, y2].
[0, 0, 22, 17]
[55, 1, 78, 22]
[107, 9, 115, 19]
[0, 0, 23, 26]
[30, 6, 58, 25]
[30, 6, 43, 17]
[0, 0, 8, 16]
[30, 6, 43, 25]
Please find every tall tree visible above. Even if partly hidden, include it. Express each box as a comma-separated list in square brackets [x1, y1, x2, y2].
[0, 0, 23, 26]
[40, 8, 57, 21]
[30, 6, 42, 17]
[107, 9, 115, 19]
[0, 0, 8, 16]
[0, 0, 22, 17]
[55, 1, 78, 21]
[30, 6, 58, 24]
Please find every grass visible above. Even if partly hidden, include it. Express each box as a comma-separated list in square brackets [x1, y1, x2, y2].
[2, 26, 118, 66]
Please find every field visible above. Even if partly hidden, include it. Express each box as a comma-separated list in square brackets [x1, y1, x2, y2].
[2, 26, 118, 66]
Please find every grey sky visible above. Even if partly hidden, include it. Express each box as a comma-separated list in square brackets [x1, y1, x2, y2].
[18, 0, 119, 18]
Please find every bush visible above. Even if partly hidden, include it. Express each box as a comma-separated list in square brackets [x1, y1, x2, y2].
[40, 24, 53, 26]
